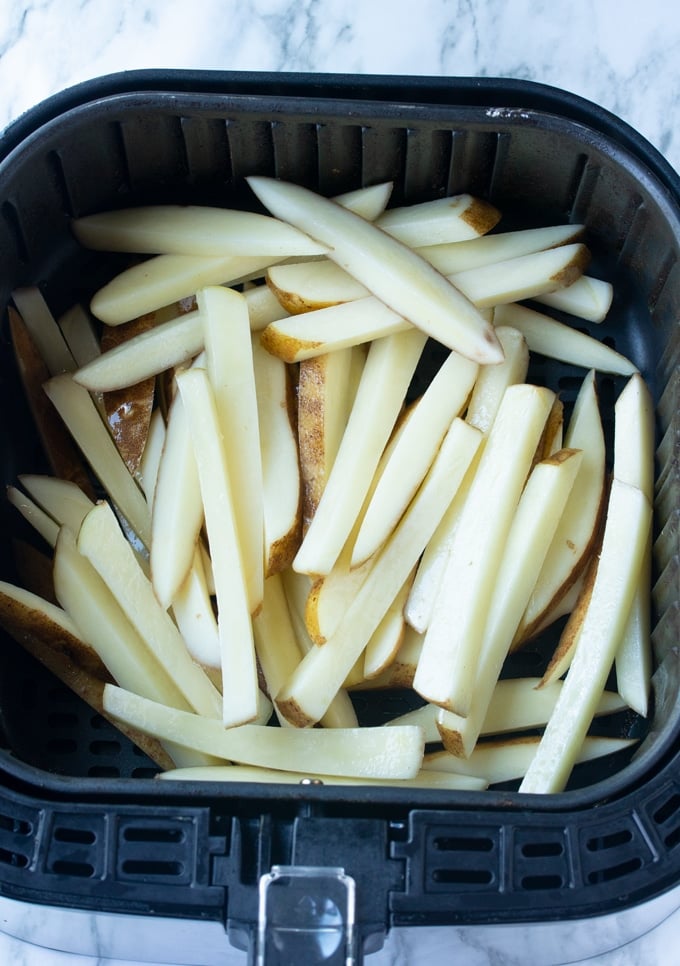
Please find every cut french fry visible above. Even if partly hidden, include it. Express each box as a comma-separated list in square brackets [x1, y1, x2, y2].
[275, 417, 482, 727]
[351, 349, 479, 566]
[418, 224, 585, 275]
[201, 286, 264, 615]
[77, 500, 222, 719]
[519, 477, 652, 793]
[150, 389, 204, 609]
[493, 303, 637, 375]
[57, 303, 102, 367]
[615, 529, 652, 717]
[293, 328, 427, 577]
[243, 283, 290, 332]
[103, 684, 425, 780]
[613, 373, 655, 501]
[72, 205, 328, 257]
[170, 546, 221, 670]
[17, 474, 94, 535]
[7, 485, 60, 548]
[43, 373, 151, 547]
[73, 310, 203, 392]
[267, 260, 369, 314]
[252, 574, 304, 727]
[432, 448, 584, 757]
[11, 286, 77, 376]
[424, 735, 636, 786]
[363, 569, 415, 679]
[137, 407, 166, 503]
[176, 367, 259, 728]
[157, 764, 487, 791]
[463, 326, 530, 434]
[247, 177, 503, 365]
[251, 335, 302, 576]
[374, 193, 500, 246]
[538, 556, 598, 689]
[332, 181, 393, 220]
[413, 384, 554, 716]
[515, 370, 606, 643]
[534, 274, 614, 323]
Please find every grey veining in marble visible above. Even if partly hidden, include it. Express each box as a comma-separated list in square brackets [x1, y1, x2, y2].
[0, 1, 679, 964]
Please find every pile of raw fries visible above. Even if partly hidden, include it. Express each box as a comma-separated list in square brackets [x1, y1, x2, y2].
[0, 177, 654, 794]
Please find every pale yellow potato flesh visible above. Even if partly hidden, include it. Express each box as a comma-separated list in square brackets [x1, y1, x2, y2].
[137, 407, 166, 503]
[43, 374, 151, 547]
[175, 368, 259, 729]
[246, 177, 503, 365]
[615, 530, 652, 717]
[78, 500, 222, 719]
[535, 273, 614, 323]
[374, 192, 501, 246]
[103, 684, 425, 780]
[275, 418, 482, 727]
[7, 485, 60, 548]
[201, 286, 264, 616]
[252, 574, 304, 727]
[493, 303, 637, 375]
[418, 224, 585, 275]
[170, 546, 221, 670]
[292, 328, 427, 577]
[413, 384, 554, 716]
[463, 326, 530, 434]
[12, 286, 77, 376]
[519, 478, 652, 793]
[18, 474, 94, 535]
[57, 303, 102, 367]
[363, 569, 415, 680]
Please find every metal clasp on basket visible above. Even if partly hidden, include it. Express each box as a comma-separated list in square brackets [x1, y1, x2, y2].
[255, 865, 357, 965]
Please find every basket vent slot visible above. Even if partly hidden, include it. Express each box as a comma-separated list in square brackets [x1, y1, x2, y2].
[47, 813, 105, 881]
[117, 818, 195, 884]
[650, 789, 680, 850]
[513, 828, 570, 894]
[426, 827, 499, 893]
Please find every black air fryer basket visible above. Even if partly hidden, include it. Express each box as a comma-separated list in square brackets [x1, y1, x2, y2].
[0, 72, 678, 963]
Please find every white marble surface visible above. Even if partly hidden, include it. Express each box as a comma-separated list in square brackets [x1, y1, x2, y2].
[0, 0, 679, 963]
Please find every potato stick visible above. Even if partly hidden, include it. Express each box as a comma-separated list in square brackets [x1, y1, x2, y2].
[73, 310, 203, 392]
[275, 417, 482, 727]
[352, 349, 478, 566]
[7, 485, 60, 547]
[18, 474, 94, 535]
[519, 478, 652, 793]
[171, 546, 221, 670]
[43, 374, 151, 547]
[11, 286, 77, 376]
[103, 683, 425, 779]
[417, 224, 585, 275]
[424, 735, 636, 786]
[332, 181, 393, 220]
[137, 408, 166, 503]
[78, 500, 222, 718]
[267, 260, 370, 314]
[260, 296, 412, 363]
[615, 529, 652, 717]
[57, 303, 102, 367]
[150, 390, 204, 609]
[201, 286, 264, 615]
[298, 347, 365, 533]
[244, 283, 290, 332]
[534, 274, 614, 323]
[538, 556, 598, 689]
[176, 368, 259, 728]
[72, 205, 329, 257]
[431, 448, 583, 757]
[363, 569, 415, 679]
[613, 373, 655, 501]
[251, 336, 302, 576]
[247, 176, 503, 365]
[413, 384, 554, 716]
[53, 526, 191, 709]
[512, 568, 585, 648]
[515, 371, 606, 642]
[374, 193, 500, 246]
[8, 308, 95, 496]
[293, 328, 427, 577]
[493, 303, 637, 375]
[385, 681, 628, 741]
[157, 764, 487, 791]
[252, 574, 304, 727]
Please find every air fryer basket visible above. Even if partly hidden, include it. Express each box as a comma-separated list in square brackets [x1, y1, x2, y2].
[0, 72, 678, 958]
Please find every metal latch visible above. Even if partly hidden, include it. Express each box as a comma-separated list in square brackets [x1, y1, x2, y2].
[254, 865, 357, 965]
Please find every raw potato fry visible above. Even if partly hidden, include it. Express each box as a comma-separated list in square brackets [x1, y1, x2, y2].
[493, 302, 637, 374]
[74, 310, 204, 392]
[201, 286, 264, 615]
[351, 349, 479, 566]
[72, 205, 329, 257]
[158, 764, 487, 791]
[424, 735, 636, 786]
[267, 260, 370, 314]
[519, 478, 652, 793]
[275, 417, 482, 727]
[418, 224, 585, 275]
[57, 303, 102, 368]
[78, 500, 222, 719]
[170, 546, 221, 670]
[514, 370, 606, 644]
[137, 407, 166, 503]
[251, 335, 302, 576]
[176, 367, 259, 728]
[413, 384, 555, 716]
[615, 530, 652, 717]
[363, 569, 415, 679]
[9, 308, 95, 496]
[11, 286, 77, 375]
[103, 684, 425, 780]
[7, 485, 60, 547]
[293, 328, 427, 577]
[243, 283, 290, 332]
[433, 448, 583, 758]
[464, 326, 530, 434]
[247, 177, 503, 365]
[374, 192, 501, 246]
[538, 556, 598, 689]
[252, 574, 305, 727]
[43, 373, 152, 547]
[18, 474, 94, 535]
[534, 274, 614, 323]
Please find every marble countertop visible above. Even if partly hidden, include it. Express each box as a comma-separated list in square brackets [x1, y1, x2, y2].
[0, 1, 679, 964]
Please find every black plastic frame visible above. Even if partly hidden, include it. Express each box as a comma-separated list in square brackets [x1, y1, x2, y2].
[0, 72, 678, 954]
